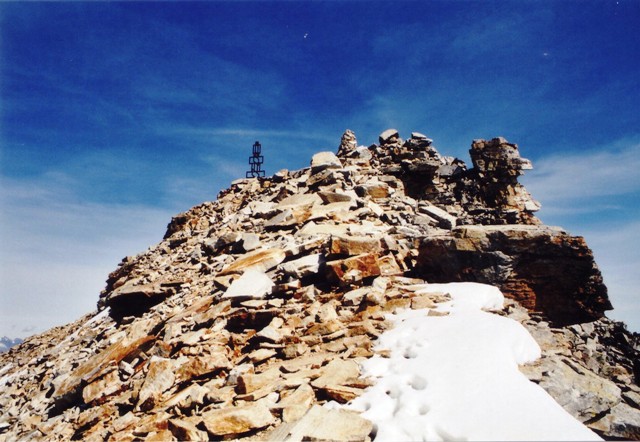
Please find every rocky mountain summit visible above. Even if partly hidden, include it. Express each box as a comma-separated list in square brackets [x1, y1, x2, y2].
[1, 129, 638, 440]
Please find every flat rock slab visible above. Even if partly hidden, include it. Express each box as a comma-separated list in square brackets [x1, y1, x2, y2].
[105, 282, 172, 314]
[137, 357, 176, 410]
[175, 354, 232, 382]
[296, 222, 351, 236]
[82, 370, 122, 405]
[222, 269, 274, 301]
[311, 358, 361, 389]
[241, 233, 262, 252]
[356, 182, 390, 199]
[379, 128, 399, 144]
[318, 190, 357, 204]
[276, 383, 315, 423]
[310, 151, 342, 173]
[279, 405, 372, 442]
[201, 402, 275, 437]
[278, 193, 323, 209]
[330, 235, 381, 256]
[219, 248, 286, 275]
[418, 204, 457, 229]
[237, 369, 282, 395]
[279, 253, 323, 279]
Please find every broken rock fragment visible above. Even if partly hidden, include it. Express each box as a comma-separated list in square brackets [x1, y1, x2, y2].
[279, 253, 324, 279]
[220, 248, 286, 275]
[137, 356, 176, 411]
[330, 235, 381, 256]
[326, 253, 382, 285]
[310, 151, 343, 173]
[280, 405, 373, 442]
[201, 402, 275, 438]
[222, 269, 274, 301]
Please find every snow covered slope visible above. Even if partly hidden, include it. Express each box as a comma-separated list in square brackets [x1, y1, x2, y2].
[346, 282, 601, 441]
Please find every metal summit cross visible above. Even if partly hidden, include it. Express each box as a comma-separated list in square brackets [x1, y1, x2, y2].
[246, 141, 265, 178]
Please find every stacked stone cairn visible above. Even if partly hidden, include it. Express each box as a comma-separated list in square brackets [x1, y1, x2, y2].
[0, 129, 638, 440]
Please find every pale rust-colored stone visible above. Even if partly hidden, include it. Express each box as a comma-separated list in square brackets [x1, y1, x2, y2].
[330, 235, 381, 256]
[276, 383, 315, 423]
[311, 358, 361, 389]
[176, 353, 232, 382]
[137, 357, 176, 410]
[326, 253, 381, 285]
[279, 405, 372, 442]
[200, 402, 276, 437]
[219, 248, 287, 275]
[237, 368, 281, 395]
[82, 369, 123, 405]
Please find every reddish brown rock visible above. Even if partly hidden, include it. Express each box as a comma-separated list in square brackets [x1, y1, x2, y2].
[330, 235, 381, 256]
[416, 225, 612, 325]
[219, 248, 286, 275]
[276, 383, 315, 422]
[52, 334, 155, 408]
[82, 370, 123, 405]
[326, 253, 381, 285]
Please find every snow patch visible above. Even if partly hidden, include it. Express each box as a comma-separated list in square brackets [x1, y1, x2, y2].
[345, 282, 601, 441]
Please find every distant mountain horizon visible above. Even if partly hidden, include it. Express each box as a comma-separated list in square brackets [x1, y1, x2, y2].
[0, 337, 24, 353]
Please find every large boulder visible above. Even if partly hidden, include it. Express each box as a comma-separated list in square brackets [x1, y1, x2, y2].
[416, 225, 612, 325]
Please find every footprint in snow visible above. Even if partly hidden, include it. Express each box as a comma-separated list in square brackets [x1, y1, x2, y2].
[403, 347, 419, 359]
[409, 374, 428, 390]
[418, 403, 431, 415]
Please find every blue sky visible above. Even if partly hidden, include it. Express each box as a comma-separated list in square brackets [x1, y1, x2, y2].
[1, 1, 639, 337]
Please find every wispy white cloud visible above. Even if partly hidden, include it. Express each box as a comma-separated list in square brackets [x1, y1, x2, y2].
[152, 123, 340, 182]
[523, 140, 640, 209]
[200, 155, 247, 180]
[580, 221, 640, 332]
[0, 174, 173, 338]
[158, 125, 335, 143]
[161, 172, 234, 211]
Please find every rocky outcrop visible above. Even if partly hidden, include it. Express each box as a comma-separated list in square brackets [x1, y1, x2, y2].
[503, 300, 640, 440]
[366, 132, 541, 225]
[0, 129, 635, 441]
[416, 225, 612, 325]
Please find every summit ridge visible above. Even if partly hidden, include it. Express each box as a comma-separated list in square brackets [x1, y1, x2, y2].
[0, 129, 638, 440]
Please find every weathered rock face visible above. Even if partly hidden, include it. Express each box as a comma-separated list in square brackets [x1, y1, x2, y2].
[416, 225, 612, 325]
[466, 137, 540, 222]
[366, 132, 540, 225]
[0, 128, 635, 441]
[505, 300, 640, 440]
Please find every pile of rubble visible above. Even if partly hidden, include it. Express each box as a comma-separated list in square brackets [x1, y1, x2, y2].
[3, 274, 448, 441]
[0, 129, 638, 440]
